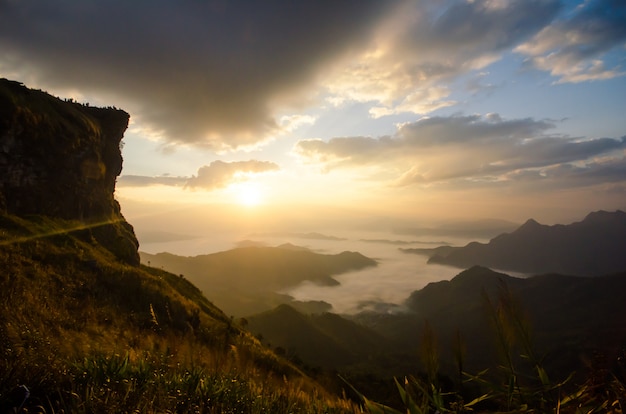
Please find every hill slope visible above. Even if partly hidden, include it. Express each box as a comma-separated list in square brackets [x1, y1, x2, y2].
[404, 210, 626, 275]
[0, 78, 139, 265]
[0, 214, 360, 412]
[353, 266, 626, 377]
[246, 304, 392, 370]
[0, 79, 357, 413]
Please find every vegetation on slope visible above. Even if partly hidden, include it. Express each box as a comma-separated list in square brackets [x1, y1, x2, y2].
[352, 276, 626, 413]
[247, 304, 394, 370]
[249, 266, 626, 411]
[0, 213, 359, 413]
[0, 78, 139, 266]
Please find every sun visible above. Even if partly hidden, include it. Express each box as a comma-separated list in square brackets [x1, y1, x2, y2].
[234, 181, 263, 207]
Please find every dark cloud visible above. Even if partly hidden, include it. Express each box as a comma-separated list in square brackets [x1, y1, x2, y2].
[295, 114, 626, 187]
[327, 0, 561, 114]
[185, 160, 279, 190]
[0, 0, 392, 148]
[516, 0, 626, 82]
[495, 153, 626, 196]
[1, 0, 620, 151]
[118, 160, 279, 190]
[410, 0, 560, 59]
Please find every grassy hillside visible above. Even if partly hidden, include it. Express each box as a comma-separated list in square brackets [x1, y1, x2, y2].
[0, 213, 359, 413]
[247, 304, 394, 370]
[248, 267, 626, 411]
[141, 247, 377, 317]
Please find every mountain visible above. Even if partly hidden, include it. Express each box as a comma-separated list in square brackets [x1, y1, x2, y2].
[353, 266, 626, 378]
[247, 266, 626, 407]
[140, 246, 377, 316]
[246, 304, 393, 370]
[394, 218, 519, 239]
[0, 79, 356, 413]
[403, 210, 626, 276]
[0, 78, 139, 265]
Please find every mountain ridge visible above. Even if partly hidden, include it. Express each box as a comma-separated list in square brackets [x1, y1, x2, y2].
[247, 265, 626, 404]
[140, 246, 377, 316]
[403, 210, 626, 276]
[246, 304, 394, 370]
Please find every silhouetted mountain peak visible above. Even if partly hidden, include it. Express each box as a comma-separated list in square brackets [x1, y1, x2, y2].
[513, 218, 543, 235]
[424, 210, 626, 276]
[582, 209, 626, 224]
[522, 218, 540, 227]
[455, 265, 499, 280]
[277, 243, 310, 251]
[273, 303, 302, 316]
[450, 266, 516, 289]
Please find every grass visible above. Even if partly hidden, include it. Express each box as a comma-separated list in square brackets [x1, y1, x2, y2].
[2, 212, 624, 412]
[348, 280, 626, 413]
[0, 213, 360, 413]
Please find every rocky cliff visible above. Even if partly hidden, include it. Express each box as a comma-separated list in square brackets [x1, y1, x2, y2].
[0, 78, 139, 265]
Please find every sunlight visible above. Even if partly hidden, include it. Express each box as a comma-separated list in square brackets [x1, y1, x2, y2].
[234, 181, 263, 207]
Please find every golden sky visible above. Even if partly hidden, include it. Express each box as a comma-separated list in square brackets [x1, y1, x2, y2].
[2, 0, 625, 233]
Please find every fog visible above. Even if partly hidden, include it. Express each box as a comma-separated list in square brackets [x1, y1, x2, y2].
[139, 229, 482, 315]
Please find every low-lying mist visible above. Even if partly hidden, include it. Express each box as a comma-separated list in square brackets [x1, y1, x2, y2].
[283, 246, 457, 314]
[139, 229, 482, 315]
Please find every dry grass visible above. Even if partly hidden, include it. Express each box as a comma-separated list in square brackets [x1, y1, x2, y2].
[0, 213, 360, 413]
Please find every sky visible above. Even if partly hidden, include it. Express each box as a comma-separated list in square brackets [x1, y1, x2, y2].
[1, 0, 626, 239]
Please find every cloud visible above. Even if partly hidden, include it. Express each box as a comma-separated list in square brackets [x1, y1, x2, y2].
[185, 160, 279, 190]
[499, 152, 626, 194]
[119, 160, 279, 190]
[1, 0, 620, 152]
[465, 72, 498, 95]
[515, 0, 626, 83]
[118, 175, 187, 187]
[0, 0, 392, 149]
[295, 114, 626, 189]
[279, 114, 317, 132]
[323, 0, 560, 115]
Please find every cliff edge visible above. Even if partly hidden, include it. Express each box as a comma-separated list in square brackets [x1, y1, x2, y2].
[0, 78, 139, 265]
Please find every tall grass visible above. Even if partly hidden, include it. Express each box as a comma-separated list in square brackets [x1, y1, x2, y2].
[0, 214, 360, 413]
[1, 348, 360, 413]
[349, 279, 625, 413]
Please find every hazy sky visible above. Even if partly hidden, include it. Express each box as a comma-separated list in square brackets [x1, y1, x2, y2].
[2, 0, 625, 232]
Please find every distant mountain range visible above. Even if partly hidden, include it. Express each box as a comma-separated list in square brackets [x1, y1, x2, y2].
[402, 210, 626, 276]
[394, 218, 519, 239]
[248, 231, 347, 241]
[248, 266, 626, 392]
[140, 246, 376, 317]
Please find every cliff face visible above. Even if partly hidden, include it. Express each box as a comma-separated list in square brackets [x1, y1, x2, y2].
[0, 78, 139, 265]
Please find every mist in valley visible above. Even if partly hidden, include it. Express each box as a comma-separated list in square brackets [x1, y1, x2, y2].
[137, 222, 503, 316]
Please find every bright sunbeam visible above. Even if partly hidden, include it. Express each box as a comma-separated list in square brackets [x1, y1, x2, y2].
[234, 181, 263, 207]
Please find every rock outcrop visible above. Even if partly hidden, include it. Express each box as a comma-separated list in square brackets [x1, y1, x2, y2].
[0, 78, 139, 265]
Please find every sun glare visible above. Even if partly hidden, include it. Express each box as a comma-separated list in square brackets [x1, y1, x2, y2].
[235, 182, 263, 207]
